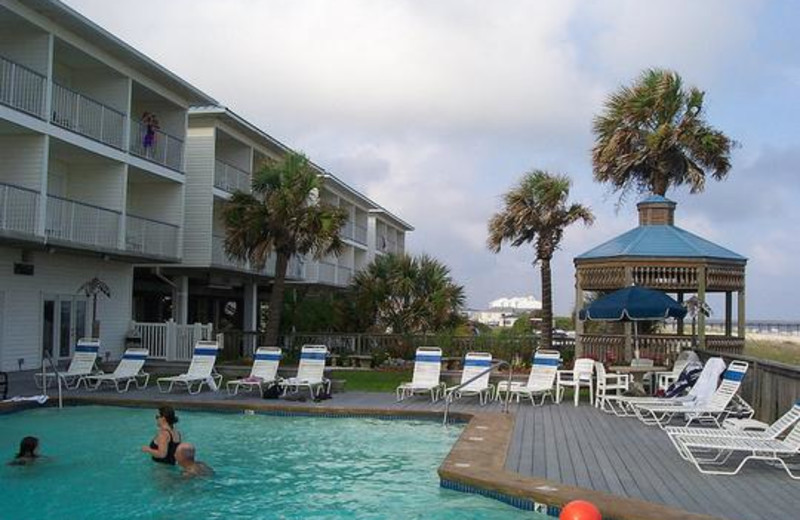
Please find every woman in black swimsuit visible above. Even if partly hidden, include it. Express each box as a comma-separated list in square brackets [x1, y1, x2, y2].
[141, 406, 182, 465]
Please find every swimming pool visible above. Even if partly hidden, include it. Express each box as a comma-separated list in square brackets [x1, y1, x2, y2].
[1, 406, 545, 519]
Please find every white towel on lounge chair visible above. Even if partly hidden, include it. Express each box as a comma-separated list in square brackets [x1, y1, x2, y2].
[689, 357, 726, 406]
[3, 395, 48, 404]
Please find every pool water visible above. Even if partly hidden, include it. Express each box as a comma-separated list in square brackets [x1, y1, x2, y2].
[0, 406, 545, 519]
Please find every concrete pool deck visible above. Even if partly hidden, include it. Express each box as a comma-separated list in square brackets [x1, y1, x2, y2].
[3, 370, 797, 520]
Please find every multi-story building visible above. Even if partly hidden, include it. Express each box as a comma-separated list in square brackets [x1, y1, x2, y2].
[0, 0, 411, 371]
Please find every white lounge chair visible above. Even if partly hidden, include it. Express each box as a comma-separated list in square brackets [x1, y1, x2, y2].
[595, 362, 630, 412]
[157, 341, 222, 394]
[396, 347, 445, 402]
[81, 348, 150, 392]
[679, 418, 800, 479]
[633, 360, 750, 428]
[556, 358, 595, 406]
[278, 345, 330, 398]
[604, 357, 725, 417]
[654, 351, 699, 393]
[34, 338, 101, 390]
[227, 347, 282, 397]
[667, 400, 800, 460]
[444, 352, 493, 405]
[495, 350, 560, 406]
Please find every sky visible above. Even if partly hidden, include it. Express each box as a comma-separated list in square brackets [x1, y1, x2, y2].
[65, 0, 800, 319]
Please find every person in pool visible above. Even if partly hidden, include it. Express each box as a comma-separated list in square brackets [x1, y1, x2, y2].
[141, 406, 182, 465]
[8, 436, 42, 466]
[175, 443, 214, 478]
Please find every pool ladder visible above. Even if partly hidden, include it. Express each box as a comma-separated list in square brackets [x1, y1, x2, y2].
[442, 360, 513, 425]
[41, 351, 64, 409]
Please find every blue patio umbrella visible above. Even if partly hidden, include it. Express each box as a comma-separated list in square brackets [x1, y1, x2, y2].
[579, 286, 687, 358]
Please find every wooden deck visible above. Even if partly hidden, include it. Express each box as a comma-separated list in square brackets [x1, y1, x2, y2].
[506, 403, 799, 520]
[5, 371, 799, 519]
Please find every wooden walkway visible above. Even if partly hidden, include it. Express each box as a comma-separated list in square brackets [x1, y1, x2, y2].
[5, 371, 799, 519]
[506, 403, 800, 520]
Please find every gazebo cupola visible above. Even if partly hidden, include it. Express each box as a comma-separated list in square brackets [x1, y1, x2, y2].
[573, 196, 747, 362]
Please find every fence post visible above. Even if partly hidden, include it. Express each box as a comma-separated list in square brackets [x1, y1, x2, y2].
[165, 319, 177, 362]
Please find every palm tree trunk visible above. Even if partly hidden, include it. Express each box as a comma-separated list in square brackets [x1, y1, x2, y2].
[540, 257, 553, 350]
[264, 252, 289, 346]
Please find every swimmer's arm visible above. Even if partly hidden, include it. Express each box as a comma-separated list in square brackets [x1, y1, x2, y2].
[141, 431, 168, 457]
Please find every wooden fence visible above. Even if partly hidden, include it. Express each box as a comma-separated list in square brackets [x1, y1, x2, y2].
[696, 349, 800, 423]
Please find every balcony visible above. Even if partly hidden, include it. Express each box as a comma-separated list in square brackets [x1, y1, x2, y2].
[125, 214, 179, 258]
[337, 265, 353, 286]
[213, 160, 251, 194]
[0, 182, 40, 236]
[129, 119, 184, 172]
[51, 82, 126, 149]
[354, 223, 367, 245]
[211, 234, 247, 270]
[0, 55, 46, 119]
[45, 194, 120, 250]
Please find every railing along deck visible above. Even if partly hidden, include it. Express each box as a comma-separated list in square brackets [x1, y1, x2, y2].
[125, 214, 179, 258]
[51, 82, 126, 149]
[45, 194, 120, 250]
[129, 119, 185, 171]
[353, 223, 368, 245]
[0, 182, 40, 235]
[214, 160, 251, 193]
[0, 55, 46, 118]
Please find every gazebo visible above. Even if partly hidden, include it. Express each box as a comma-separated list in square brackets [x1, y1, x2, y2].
[573, 196, 747, 363]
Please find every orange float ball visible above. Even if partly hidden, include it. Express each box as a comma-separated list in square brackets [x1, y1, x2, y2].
[559, 500, 602, 520]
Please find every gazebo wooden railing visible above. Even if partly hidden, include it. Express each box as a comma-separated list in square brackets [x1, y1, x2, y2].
[580, 333, 743, 364]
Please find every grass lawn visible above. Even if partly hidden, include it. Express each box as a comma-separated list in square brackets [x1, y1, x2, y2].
[329, 370, 412, 392]
[744, 339, 800, 366]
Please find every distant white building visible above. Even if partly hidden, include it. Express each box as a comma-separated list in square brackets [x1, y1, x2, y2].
[468, 295, 542, 328]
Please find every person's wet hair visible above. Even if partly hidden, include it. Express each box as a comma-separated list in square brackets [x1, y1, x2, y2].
[16, 436, 38, 459]
[157, 406, 178, 426]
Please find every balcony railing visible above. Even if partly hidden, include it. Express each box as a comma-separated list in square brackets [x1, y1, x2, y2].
[0, 55, 46, 118]
[318, 260, 337, 284]
[337, 265, 353, 286]
[340, 221, 354, 241]
[0, 182, 40, 235]
[130, 119, 185, 172]
[354, 223, 368, 245]
[213, 160, 251, 194]
[211, 234, 247, 269]
[51, 82, 126, 149]
[45, 195, 120, 250]
[125, 214, 180, 258]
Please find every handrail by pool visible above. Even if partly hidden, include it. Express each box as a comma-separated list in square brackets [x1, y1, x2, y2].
[443, 360, 512, 425]
[41, 351, 63, 409]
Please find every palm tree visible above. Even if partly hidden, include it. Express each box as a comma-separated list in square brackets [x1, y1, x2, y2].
[488, 171, 594, 350]
[222, 152, 347, 345]
[77, 277, 110, 337]
[351, 253, 465, 334]
[592, 68, 735, 202]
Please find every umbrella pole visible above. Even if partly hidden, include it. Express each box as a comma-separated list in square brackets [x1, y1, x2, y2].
[634, 321, 640, 359]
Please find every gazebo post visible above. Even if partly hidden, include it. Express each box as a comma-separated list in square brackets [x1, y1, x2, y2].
[725, 291, 733, 337]
[574, 274, 584, 358]
[738, 288, 746, 339]
[697, 266, 707, 350]
[676, 292, 684, 335]
[623, 266, 633, 361]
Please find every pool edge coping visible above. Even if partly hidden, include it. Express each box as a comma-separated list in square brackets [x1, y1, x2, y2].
[2, 396, 727, 520]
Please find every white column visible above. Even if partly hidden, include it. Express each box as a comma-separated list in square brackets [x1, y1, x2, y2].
[172, 275, 189, 325]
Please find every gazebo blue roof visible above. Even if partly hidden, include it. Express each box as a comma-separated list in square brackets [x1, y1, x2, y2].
[576, 197, 746, 262]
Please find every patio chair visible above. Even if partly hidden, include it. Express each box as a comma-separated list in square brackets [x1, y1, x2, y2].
[227, 347, 282, 397]
[603, 357, 725, 417]
[678, 418, 800, 479]
[278, 345, 331, 398]
[495, 350, 560, 406]
[666, 400, 800, 460]
[34, 338, 101, 390]
[556, 358, 595, 406]
[396, 347, 445, 402]
[594, 362, 630, 412]
[654, 351, 699, 393]
[632, 360, 750, 428]
[156, 341, 223, 395]
[443, 352, 493, 405]
[80, 348, 150, 392]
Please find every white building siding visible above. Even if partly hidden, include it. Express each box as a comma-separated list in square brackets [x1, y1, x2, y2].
[0, 134, 47, 191]
[182, 126, 215, 264]
[0, 246, 133, 371]
[0, 27, 50, 74]
[63, 162, 126, 211]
